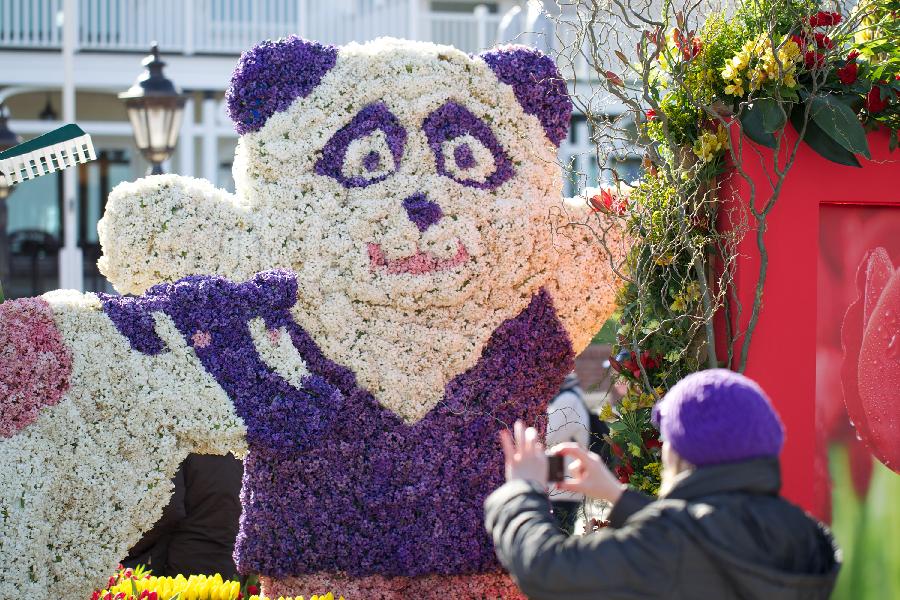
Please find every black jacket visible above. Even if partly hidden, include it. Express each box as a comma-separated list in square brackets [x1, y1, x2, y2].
[124, 453, 243, 577]
[484, 458, 840, 599]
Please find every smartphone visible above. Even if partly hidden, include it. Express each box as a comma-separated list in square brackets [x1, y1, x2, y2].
[547, 453, 565, 482]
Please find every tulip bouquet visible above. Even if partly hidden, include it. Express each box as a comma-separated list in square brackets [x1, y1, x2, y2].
[91, 566, 244, 600]
[90, 566, 342, 600]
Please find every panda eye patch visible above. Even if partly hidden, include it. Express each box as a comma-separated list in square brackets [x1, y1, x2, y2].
[316, 103, 407, 188]
[422, 101, 514, 190]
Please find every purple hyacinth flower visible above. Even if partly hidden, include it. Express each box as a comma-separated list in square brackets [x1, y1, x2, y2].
[422, 101, 514, 190]
[481, 45, 573, 147]
[226, 37, 338, 135]
[315, 103, 407, 189]
[453, 143, 477, 169]
[402, 193, 443, 232]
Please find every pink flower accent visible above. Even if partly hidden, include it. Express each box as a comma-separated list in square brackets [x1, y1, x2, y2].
[0, 298, 72, 437]
[262, 571, 526, 599]
[368, 241, 470, 276]
[267, 328, 281, 344]
[191, 330, 212, 348]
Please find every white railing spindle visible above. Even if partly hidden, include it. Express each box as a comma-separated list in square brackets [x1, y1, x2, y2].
[1, 0, 517, 56]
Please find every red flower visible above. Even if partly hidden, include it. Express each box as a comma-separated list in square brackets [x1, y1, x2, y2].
[790, 34, 807, 48]
[611, 442, 625, 458]
[672, 28, 703, 60]
[836, 61, 858, 85]
[248, 584, 260, 595]
[848, 50, 860, 60]
[813, 33, 833, 49]
[614, 463, 635, 483]
[643, 431, 663, 450]
[808, 11, 842, 27]
[639, 350, 659, 371]
[805, 51, 825, 69]
[589, 189, 628, 216]
[866, 85, 889, 113]
[646, 108, 658, 120]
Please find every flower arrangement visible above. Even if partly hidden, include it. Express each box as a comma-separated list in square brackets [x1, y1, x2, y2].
[557, 0, 899, 492]
[90, 565, 342, 600]
[92, 565, 245, 600]
[1, 37, 625, 599]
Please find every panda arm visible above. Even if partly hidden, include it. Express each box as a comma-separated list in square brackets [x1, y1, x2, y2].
[98, 174, 258, 296]
[546, 198, 628, 355]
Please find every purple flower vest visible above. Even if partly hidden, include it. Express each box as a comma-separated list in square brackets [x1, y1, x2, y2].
[100, 270, 574, 578]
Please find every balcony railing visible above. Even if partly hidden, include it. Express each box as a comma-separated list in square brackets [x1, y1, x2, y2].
[0, 0, 507, 55]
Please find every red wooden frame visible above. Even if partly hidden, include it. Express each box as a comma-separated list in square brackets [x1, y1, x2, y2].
[719, 127, 899, 511]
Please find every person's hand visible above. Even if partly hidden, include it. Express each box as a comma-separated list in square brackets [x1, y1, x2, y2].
[499, 421, 548, 487]
[551, 443, 626, 504]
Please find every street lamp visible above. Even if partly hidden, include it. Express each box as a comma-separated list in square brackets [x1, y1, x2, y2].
[119, 43, 187, 175]
[0, 104, 21, 297]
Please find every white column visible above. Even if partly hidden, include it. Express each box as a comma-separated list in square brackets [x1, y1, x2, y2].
[179, 97, 196, 177]
[59, 0, 83, 291]
[474, 5, 489, 51]
[297, 0, 308, 38]
[407, 0, 420, 41]
[201, 92, 218, 185]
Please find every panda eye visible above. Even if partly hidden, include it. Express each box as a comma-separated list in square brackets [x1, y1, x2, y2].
[341, 131, 394, 183]
[315, 103, 406, 188]
[423, 101, 514, 190]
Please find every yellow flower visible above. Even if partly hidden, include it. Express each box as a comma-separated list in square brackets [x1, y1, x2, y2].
[723, 80, 745, 97]
[599, 402, 615, 421]
[779, 39, 801, 61]
[731, 51, 751, 70]
[693, 125, 729, 163]
[638, 393, 657, 409]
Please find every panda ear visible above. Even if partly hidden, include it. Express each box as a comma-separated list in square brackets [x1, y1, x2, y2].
[480, 45, 572, 147]
[226, 36, 338, 135]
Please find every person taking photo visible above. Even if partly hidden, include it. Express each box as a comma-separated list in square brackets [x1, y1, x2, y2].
[484, 369, 840, 599]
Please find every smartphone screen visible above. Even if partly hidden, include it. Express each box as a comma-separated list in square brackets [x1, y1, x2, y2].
[547, 454, 565, 482]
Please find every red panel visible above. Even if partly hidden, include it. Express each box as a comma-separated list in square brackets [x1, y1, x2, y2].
[719, 127, 899, 512]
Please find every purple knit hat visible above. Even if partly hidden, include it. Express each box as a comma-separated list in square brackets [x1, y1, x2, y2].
[651, 369, 785, 466]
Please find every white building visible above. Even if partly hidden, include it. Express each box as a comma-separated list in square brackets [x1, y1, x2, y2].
[0, 0, 635, 297]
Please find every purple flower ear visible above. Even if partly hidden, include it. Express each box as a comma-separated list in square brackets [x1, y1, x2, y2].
[480, 45, 572, 147]
[226, 36, 338, 135]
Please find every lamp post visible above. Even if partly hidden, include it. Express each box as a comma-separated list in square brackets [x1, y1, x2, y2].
[0, 105, 22, 297]
[119, 44, 187, 175]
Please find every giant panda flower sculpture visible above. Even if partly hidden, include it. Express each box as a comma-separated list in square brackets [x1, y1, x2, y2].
[0, 37, 624, 598]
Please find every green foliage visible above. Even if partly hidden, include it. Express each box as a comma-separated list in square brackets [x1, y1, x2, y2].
[691, 14, 747, 101]
[735, 0, 819, 37]
[829, 445, 900, 599]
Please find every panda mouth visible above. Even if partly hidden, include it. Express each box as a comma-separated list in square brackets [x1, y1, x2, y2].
[367, 241, 470, 275]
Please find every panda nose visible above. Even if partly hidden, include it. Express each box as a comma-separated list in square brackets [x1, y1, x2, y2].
[402, 193, 443, 232]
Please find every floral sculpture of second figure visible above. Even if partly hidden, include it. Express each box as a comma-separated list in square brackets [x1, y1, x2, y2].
[0, 38, 625, 599]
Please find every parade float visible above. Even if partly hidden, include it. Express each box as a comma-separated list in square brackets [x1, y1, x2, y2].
[1, 0, 898, 597]
[0, 38, 625, 599]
